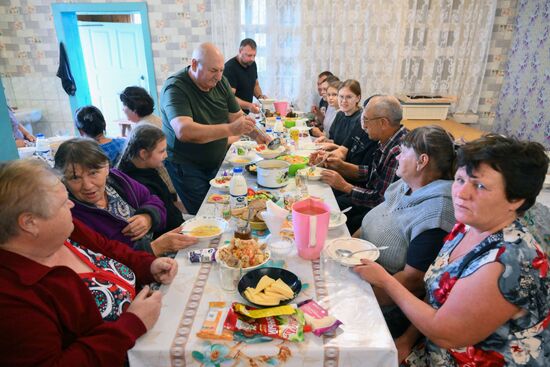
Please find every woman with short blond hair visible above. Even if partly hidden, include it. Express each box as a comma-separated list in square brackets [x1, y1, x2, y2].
[0, 159, 178, 366]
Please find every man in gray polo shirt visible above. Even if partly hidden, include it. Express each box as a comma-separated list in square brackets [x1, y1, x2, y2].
[161, 43, 261, 214]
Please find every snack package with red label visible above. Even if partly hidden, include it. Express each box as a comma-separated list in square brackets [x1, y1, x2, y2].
[224, 302, 305, 342]
[197, 302, 233, 340]
[298, 299, 342, 336]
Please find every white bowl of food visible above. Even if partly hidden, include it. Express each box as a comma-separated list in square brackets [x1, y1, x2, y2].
[228, 155, 253, 167]
[233, 140, 258, 150]
[215, 237, 271, 272]
[180, 216, 227, 241]
[255, 144, 285, 159]
[17, 146, 36, 159]
[297, 166, 323, 181]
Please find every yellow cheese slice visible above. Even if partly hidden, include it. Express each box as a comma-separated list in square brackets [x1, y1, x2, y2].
[263, 289, 291, 300]
[252, 275, 276, 294]
[250, 292, 280, 306]
[270, 279, 294, 298]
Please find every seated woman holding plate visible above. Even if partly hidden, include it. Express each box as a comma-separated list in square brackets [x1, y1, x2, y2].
[0, 159, 178, 366]
[357, 125, 457, 337]
[55, 138, 196, 256]
[355, 135, 550, 366]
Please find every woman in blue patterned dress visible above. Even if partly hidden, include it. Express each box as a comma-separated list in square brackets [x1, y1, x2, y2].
[354, 134, 550, 366]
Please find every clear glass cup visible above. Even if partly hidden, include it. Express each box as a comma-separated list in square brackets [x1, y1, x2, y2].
[295, 171, 308, 197]
[320, 248, 350, 282]
[221, 203, 231, 220]
[267, 236, 294, 260]
[218, 263, 242, 292]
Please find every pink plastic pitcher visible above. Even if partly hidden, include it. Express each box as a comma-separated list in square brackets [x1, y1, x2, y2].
[273, 101, 289, 116]
[292, 198, 330, 260]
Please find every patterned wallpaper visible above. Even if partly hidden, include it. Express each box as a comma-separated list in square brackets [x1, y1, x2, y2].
[0, 0, 541, 141]
[493, 0, 550, 149]
[477, 0, 518, 128]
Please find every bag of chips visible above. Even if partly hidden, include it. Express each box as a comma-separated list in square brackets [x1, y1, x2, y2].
[298, 299, 342, 336]
[196, 302, 233, 340]
[224, 302, 305, 342]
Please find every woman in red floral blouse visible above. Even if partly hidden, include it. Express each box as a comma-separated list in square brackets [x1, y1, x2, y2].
[354, 135, 549, 366]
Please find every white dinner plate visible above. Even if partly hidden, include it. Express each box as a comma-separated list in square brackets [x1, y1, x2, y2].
[325, 238, 380, 266]
[180, 217, 227, 240]
[209, 175, 232, 192]
[299, 142, 322, 151]
[233, 140, 258, 150]
[328, 213, 347, 228]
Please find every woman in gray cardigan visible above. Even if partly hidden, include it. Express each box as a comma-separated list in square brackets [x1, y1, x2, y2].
[357, 125, 457, 337]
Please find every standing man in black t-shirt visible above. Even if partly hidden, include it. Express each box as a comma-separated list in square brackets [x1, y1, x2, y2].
[223, 38, 268, 114]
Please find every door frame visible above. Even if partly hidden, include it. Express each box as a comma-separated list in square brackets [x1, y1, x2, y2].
[0, 78, 18, 161]
[51, 2, 157, 117]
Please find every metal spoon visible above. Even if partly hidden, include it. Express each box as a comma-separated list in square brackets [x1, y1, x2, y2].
[330, 206, 352, 221]
[336, 246, 389, 258]
[309, 151, 332, 173]
[253, 125, 281, 150]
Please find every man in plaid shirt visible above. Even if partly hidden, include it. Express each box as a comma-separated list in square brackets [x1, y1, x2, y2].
[321, 95, 408, 233]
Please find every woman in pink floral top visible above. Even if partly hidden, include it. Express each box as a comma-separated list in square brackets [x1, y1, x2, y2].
[354, 135, 549, 366]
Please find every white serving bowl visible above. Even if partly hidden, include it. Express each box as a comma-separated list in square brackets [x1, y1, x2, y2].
[180, 216, 227, 241]
[233, 140, 258, 150]
[256, 145, 285, 159]
[215, 244, 271, 273]
[228, 155, 253, 167]
[297, 166, 323, 181]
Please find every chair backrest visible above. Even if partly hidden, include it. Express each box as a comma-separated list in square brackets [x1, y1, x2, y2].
[520, 202, 550, 255]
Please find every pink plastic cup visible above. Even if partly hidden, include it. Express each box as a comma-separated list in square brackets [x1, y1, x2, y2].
[273, 101, 289, 116]
[292, 198, 330, 260]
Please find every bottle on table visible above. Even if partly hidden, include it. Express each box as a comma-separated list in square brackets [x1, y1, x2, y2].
[265, 128, 274, 141]
[229, 167, 247, 211]
[35, 134, 51, 159]
[229, 167, 251, 239]
[289, 127, 300, 149]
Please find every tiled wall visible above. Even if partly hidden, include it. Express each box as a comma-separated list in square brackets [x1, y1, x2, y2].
[0, 0, 212, 137]
[477, 0, 518, 129]
[0, 0, 525, 137]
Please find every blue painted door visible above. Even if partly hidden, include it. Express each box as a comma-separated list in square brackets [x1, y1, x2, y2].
[78, 21, 148, 137]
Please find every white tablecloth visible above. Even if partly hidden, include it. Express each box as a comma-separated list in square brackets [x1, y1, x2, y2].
[129, 151, 397, 367]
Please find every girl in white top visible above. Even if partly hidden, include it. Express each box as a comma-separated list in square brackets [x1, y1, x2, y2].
[322, 78, 341, 138]
[311, 76, 340, 137]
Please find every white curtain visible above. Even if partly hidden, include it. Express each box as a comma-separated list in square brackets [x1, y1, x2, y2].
[210, 0, 496, 114]
[210, 0, 241, 58]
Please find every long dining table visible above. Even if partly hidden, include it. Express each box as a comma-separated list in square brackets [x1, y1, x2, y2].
[128, 143, 398, 367]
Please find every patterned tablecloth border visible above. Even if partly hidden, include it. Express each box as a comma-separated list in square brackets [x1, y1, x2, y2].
[312, 260, 340, 367]
[169, 237, 220, 367]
